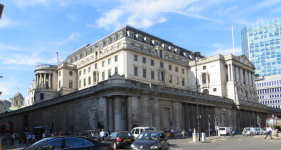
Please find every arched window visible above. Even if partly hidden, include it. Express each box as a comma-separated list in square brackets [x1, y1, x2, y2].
[202, 73, 207, 84]
[69, 80, 73, 88]
[40, 93, 44, 100]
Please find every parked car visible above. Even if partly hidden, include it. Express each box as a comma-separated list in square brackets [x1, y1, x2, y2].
[131, 130, 169, 150]
[218, 127, 232, 136]
[84, 130, 101, 141]
[105, 131, 135, 149]
[131, 127, 156, 139]
[23, 136, 114, 150]
[242, 128, 251, 136]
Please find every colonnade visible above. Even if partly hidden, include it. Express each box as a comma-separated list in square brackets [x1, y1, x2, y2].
[36, 73, 52, 89]
[226, 63, 255, 86]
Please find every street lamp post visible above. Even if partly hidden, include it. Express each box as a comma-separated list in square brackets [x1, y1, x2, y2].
[191, 52, 201, 141]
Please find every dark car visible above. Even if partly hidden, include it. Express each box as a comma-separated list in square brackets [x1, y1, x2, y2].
[105, 131, 135, 149]
[131, 130, 169, 150]
[84, 130, 101, 141]
[22, 136, 114, 150]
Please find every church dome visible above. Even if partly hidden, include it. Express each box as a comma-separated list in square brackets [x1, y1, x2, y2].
[13, 92, 24, 99]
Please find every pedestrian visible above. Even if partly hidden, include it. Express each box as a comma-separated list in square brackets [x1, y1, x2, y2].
[19, 134, 22, 145]
[171, 129, 174, 138]
[100, 129, 105, 142]
[182, 129, 185, 139]
[276, 129, 279, 137]
[27, 134, 32, 145]
[22, 134, 27, 145]
[106, 130, 109, 137]
[42, 132, 46, 138]
[32, 134, 36, 143]
[50, 132, 53, 137]
[264, 126, 273, 139]
[251, 127, 255, 136]
[189, 128, 192, 135]
[12, 133, 15, 145]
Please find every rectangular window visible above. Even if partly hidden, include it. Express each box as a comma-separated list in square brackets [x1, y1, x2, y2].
[182, 68, 184, 74]
[84, 69, 86, 74]
[59, 71, 61, 76]
[143, 57, 146, 63]
[115, 55, 118, 62]
[108, 69, 111, 76]
[59, 81, 61, 88]
[88, 77, 91, 85]
[102, 72, 105, 80]
[203, 66, 206, 70]
[213, 88, 217, 92]
[182, 78, 185, 86]
[134, 55, 137, 61]
[102, 61, 105, 67]
[88, 67, 91, 73]
[134, 67, 138, 76]
[79, 80, 81, 88]
[151, 71, 154, 79]
[115, 67, 118, 74]
[108, 58, 111, 64]
[79, 71, 81, 76]
[95, 63, 97, 69]
[151, 60, 154, 66]
[143, 69, 146, 78]
[169, 65, 172, 70]
[175, 67, 178, 72]
[169, 75, 172, 83]
[176, 77, 179, 85]
[84, 79, 86, 86]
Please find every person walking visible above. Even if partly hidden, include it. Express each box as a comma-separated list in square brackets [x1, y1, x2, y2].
[27, 134, 32, 145]
[182, 129, 185, 139]
[100, 129, 105, 142]
[22, 134, 27, 145]
[32, 134, 36, 143]
[264, 126, 273, 139]
[171, 129, 174, 138]
[42, 132, 46, 138]
[19, 134, 22, 145]
[276, 129, 279, 137]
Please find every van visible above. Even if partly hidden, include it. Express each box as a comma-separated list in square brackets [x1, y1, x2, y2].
[218, 127, 232, 135]
[131, 127, 156, 138]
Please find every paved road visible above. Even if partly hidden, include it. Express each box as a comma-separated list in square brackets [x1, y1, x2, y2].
[3, 135, 281, 150]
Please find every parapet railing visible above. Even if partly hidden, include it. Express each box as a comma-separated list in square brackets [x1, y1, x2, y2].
[36, 64, 57, 69]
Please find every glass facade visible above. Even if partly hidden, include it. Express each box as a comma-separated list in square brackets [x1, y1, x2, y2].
[241, 18, 281, 77]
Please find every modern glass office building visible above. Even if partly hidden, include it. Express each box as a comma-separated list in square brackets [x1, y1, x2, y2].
[241, 18, 281, 77]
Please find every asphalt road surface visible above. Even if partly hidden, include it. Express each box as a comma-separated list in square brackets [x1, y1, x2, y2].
[4, 135, 281, 150]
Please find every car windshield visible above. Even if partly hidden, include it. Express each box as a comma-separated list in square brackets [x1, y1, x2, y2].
[25, 138, 52, 150]
[137, 132, 159, 140]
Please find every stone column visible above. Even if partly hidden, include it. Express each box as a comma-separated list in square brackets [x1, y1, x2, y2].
[173, 101, 181, 133]
[44, 73, 46, 89]
[36, 74, 38, 89]
[39, 74, 42, 89]
[245, 71, 249, 85]
[240, 68, 244, 84]
[153, 99, 161, 130]
[231, 65, 236, 82]
[236, 66, 240, 83]
[127, 96, 133, 131]
[228, 64, 231, 81]
[108, 97, 114, 131]
[252, 73, 255, 87]
[49, 73, 51, 89]
[113, 96, 122, 131]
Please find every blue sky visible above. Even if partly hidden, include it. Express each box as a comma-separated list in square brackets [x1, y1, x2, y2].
[0, 0, 281, 102]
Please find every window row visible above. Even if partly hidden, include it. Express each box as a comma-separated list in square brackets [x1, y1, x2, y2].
[260, 99, 281, 104]
[133, 67, 185, 86]
[257, 87, 281, 94]
[256, 80, 281, 87]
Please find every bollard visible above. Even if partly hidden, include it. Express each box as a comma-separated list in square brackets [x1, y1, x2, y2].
[202, 133, 206, 142]
[193, 133, 197, 142]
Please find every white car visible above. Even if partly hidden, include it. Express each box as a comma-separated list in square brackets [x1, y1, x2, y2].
[131, 127, 156, 139]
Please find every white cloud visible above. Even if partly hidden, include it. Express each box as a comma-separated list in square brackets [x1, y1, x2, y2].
[0, 15, 18, 28]
[0, 77, 18, 96]
[2, 53, 57, 66]
[207, 43, 242, 56]
[89, 0, 206, 29]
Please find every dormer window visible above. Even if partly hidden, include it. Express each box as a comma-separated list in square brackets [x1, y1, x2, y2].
[155, 42, 159, 46]
[175, 48, 180, 54]
[77, 54, 81, 60]
[112, 35, 117, 42]
[99, 42, 103, 48]
[162, 44, 168, 50]
[144, 37, 150, 44]
[152, 40, 160, 46]
[169, 46, 174, 52]
[118, 32, 123, 39]
[83, 51, 87, 57]
[136, 34, 143, 41]
[106, 39, 110, 45]
[88, 49, 92, 54]
[74, 57, 77, 61]
[67, 59, 71, 64]
[127, 31, 134, 38]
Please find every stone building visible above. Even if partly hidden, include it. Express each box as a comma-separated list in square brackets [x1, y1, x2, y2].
[2, 25, 280, 134]
[0, 100, 11, 113]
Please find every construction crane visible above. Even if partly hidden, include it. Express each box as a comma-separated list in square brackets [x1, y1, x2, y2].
[56, 52, 60, 64]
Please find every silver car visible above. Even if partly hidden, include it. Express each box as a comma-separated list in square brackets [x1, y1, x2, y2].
[242, 128, 251, 136]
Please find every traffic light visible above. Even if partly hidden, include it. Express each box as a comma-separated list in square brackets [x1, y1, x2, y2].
[170, 121, 172, 126]
[208, 115, 211, 123]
